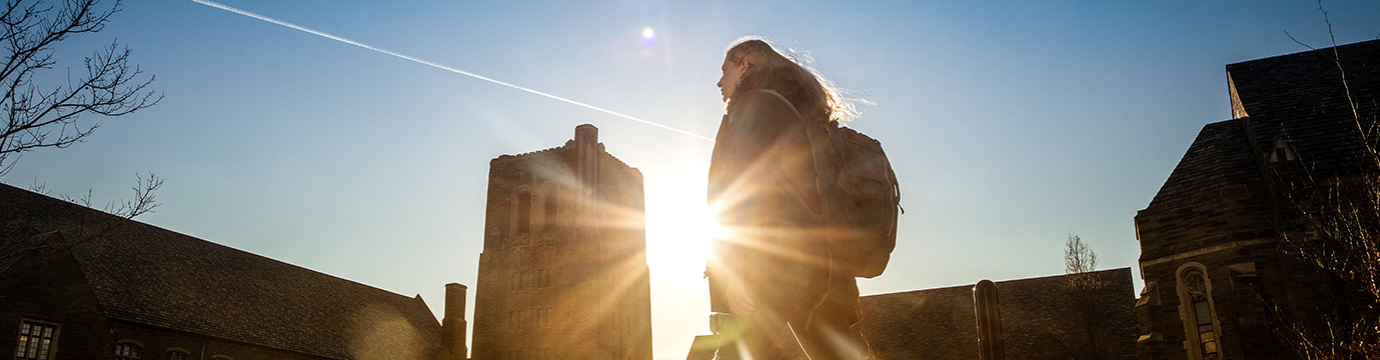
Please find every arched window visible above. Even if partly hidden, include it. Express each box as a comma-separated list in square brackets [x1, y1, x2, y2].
[165, 349, 190, 360]
[514, 188, 532, 235]
[544, 189, 558, 226]
[1177, 265, 1222, 360]
[534, 183, 560, 232]
[114, 341, 142, 359]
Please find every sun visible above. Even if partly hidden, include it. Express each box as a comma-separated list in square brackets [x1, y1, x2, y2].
[643, 179, 723, 277]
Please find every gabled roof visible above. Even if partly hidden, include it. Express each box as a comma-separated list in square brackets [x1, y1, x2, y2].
[0, 183, 442, 360]
[1145, 118, 1263, 211]
[858, 268, 1137, 360]
[1145, 39, 1380, 213]
[1228, 39, 1380, 178]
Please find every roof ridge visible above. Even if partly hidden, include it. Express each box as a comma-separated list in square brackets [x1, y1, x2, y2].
[863, 267, 1131, 297]
[1227, 38, 1380, 68]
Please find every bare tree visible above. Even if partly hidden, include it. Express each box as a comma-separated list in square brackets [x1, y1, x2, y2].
[0, 0, 164, 240]
[1274, 115, 1380, 360]
[1271, 3, 1380, 359]
[1063, 233, 1107, 360]
[0, 0, 160, 177]
[1065, 233, 1098, 276]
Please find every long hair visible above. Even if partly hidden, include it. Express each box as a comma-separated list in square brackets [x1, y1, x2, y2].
[725, 37, 861, 123]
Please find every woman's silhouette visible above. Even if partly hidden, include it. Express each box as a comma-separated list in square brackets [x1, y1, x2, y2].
[707, 37, 869, 360]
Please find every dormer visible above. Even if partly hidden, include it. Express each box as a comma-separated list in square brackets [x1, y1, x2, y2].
[1267, 137, 1297, 163]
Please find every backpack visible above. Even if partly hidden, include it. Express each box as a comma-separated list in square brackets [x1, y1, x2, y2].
[805, 122, 902, 278]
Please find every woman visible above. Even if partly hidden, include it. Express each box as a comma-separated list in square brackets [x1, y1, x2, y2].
[706, 37, 868, 360]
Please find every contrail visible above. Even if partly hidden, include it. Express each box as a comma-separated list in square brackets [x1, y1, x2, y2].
[189, 0, 714, 142]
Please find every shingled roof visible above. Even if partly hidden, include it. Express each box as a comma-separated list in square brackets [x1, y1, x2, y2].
[0, 183, 443, 360]
[1230, 39, 1380, 178]
[1146, 119, 1264, 211]
[1146, 39, 1380, 214]
[857, 268, 1137, 360]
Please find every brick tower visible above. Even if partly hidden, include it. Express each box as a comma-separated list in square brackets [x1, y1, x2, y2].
[470, 124, 653, 360]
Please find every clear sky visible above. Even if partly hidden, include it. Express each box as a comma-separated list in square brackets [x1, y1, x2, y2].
[5, 0, 1379, 359]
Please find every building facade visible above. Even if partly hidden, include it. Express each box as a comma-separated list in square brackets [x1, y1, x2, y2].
[685, 269, 1139, 360]
[1134, 39, 1379, 360]
[0, 183, 458, 360]
[470, 124, 653, 360]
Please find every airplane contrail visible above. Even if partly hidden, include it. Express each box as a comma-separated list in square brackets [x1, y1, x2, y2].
[189, 0, 715, 142]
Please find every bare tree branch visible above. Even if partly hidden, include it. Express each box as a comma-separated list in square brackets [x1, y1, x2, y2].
[27, 171, 163, 250]
[0, 0, 160, 177]
[1285, 30, 1318, 50]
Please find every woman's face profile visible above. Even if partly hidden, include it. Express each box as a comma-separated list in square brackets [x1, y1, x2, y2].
[717, 57, 747, 103]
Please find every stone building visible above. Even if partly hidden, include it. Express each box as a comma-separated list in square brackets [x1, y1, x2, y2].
[0, 182, 466, 360]
[684, 268, 1139, 360]
[1134, 39, 1379, 360]
[859, 268, 1138, 360]
[469, 124, 653, 360]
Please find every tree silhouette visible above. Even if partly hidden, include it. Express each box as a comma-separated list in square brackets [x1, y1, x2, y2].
[0, 0, 160, 177]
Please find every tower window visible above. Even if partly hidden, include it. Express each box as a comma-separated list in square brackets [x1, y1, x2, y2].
[544, 192, 558, 224]
[516, 191, 532, 234]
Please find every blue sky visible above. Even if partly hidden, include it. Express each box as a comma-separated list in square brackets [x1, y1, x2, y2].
[6, 0, 1379, 358]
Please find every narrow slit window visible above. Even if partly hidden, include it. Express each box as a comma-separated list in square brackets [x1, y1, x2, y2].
[516, 192, 532, 234]
[1184, 269, 1221, 360]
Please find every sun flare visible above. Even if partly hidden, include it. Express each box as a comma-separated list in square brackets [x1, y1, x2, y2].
[644, 178, 725, 280]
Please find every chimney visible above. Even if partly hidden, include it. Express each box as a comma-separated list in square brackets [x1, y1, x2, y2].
[442, 283, 468, 360]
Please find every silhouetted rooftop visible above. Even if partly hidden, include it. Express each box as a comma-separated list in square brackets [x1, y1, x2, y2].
[858, 268, 1137, 360]
[1146, 39, 1380, 214]
[0, 183, 443, 360]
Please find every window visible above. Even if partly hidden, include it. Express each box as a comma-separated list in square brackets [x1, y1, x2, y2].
[1178, 266, 1222, 360]
[1269, 137, 1297, 163]
[115, 341, 141, 359]
[166, 349, 190, 360]
[15, 320, 58, 360]
[538, 308, 550, 327]
[538, 269, 551, 288]
[510, 272, 522, 291]
[515, 191, 532, 234]
[1228, 263, 1258, 290]
[544, 189, 558, 226]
